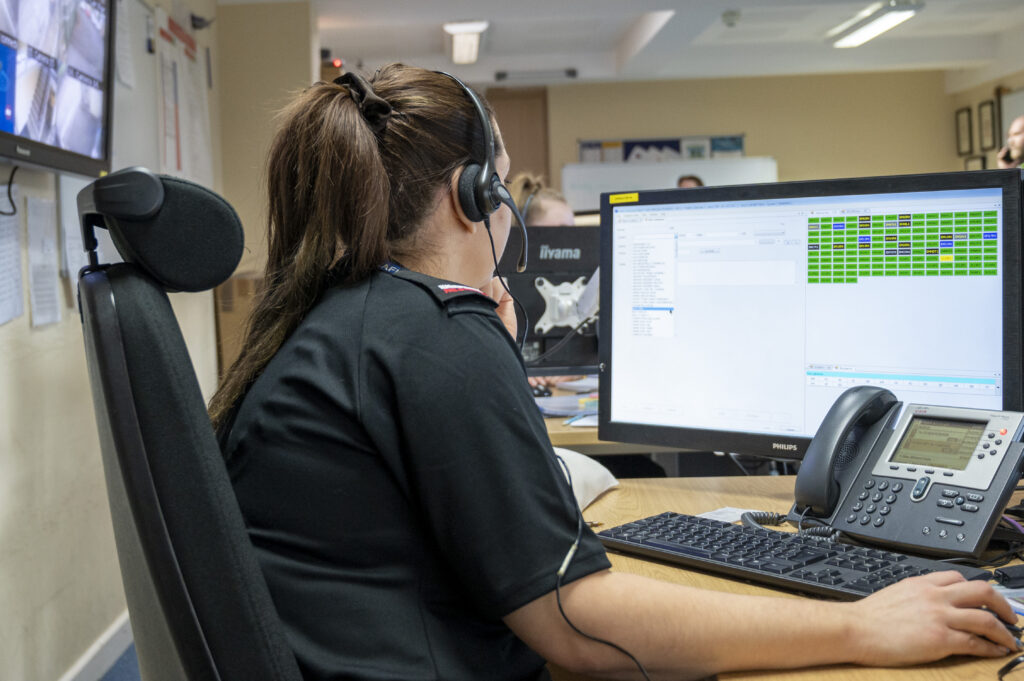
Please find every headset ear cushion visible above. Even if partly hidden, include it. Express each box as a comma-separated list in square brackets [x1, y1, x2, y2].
[458, 163, 486, 222]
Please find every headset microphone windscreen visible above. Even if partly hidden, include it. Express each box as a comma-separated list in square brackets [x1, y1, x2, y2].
[495, 184, 528, 272]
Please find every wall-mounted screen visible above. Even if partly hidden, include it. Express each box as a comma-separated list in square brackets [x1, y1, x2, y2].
[0, 0, 114, 176]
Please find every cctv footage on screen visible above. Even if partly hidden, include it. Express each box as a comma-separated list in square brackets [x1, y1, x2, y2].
[0, 0, 108, 159]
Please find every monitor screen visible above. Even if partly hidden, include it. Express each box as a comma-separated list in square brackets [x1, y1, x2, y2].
[598, 170, 1023, 460]
[0, 0, 114, 176]
[498, 225, 600, 376]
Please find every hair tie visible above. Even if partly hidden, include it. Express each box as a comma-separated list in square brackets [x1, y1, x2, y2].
[333, 72, 392, 135]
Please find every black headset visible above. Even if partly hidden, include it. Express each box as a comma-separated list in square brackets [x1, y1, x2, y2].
[437, 71, 528, 273]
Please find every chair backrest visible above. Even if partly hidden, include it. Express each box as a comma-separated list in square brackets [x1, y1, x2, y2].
[76, 167, 303, 681]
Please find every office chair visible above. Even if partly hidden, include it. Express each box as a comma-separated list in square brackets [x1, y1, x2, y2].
[76, 167, 303, 681]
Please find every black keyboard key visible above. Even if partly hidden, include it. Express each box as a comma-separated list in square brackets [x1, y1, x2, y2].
[598, 512, 991, 601]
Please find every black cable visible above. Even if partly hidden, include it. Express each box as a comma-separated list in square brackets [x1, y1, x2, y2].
[483, 217, 528, 352]
[0, 166, 18, 216]
[526, 314, 596, 366]
[728, 453, 754, 476]
[553, 454, 652, 681]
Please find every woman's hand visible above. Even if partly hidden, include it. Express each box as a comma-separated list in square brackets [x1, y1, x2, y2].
[845, 571, 1019, 666]
[481, 277, 517, 339]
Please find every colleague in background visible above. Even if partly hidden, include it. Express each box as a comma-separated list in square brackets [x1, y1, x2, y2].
[677, 174, 704, 188]
[508, 172, 575, 226]
[997, 115, 1024, 168]
[507, 172, 583, 392]
[210, 64, 1020, 681]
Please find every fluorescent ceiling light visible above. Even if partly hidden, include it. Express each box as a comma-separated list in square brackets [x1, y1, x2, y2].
[828, 1, 921, 49]
[825, 2, 883, 38]
[444, 20, 489, 65]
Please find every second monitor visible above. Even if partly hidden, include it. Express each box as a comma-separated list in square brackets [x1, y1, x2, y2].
[498, 225, 599, 376]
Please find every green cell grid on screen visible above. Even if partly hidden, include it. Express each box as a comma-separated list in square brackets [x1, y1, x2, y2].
[955, 212, 967, 218]
[969, 268, 982, 275]
[985, 217, 997, 224]
[969, 211, 983, 217]
[984, 210, 996, 216]
[926, 221, 938, 226]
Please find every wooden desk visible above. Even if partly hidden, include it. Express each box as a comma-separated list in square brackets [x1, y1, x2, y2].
[545, 417, 679, 456]
[551, 476, 1014, 681]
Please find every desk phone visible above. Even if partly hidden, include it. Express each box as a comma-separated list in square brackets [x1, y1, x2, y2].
[789, 386, 1024, 558]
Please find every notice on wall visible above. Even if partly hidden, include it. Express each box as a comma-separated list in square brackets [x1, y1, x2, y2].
[27, 197, 61, 327]
[156, 8, 213, 188]
[0, 185, 22, 326]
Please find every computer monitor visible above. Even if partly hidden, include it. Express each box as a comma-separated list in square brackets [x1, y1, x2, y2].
[598, 169, 1024, 461]
[0, 0, 115, 176]
[498, 225, 600, 376]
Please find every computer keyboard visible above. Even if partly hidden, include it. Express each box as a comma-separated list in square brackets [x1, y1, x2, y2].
[597, 511, 992, 600]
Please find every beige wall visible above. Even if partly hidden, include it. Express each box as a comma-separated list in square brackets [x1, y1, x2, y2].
[217, 1, 317, 273]
[950, 69, 1024, 171]
[547, 70, 960, 189]
[0, 0, 223, 677]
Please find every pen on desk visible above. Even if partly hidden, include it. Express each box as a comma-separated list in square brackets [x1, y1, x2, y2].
[585, 520, 602, 528]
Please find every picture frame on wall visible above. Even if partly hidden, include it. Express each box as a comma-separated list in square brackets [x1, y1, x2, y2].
[978, 100, 997, 151]
[964, 155, 986, 171]
[956, 107, 973, 156]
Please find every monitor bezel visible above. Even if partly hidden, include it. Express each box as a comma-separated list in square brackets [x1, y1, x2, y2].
[0, 0, 117, 177]
[598, 169, 1024, 461]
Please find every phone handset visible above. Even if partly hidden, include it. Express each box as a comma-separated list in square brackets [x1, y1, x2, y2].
[794, 386, 899, 518]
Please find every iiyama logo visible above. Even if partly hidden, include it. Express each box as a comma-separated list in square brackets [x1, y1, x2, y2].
[772, 442, 798, 451]
[538, 244, 581, 260]
[15, 145, 30, 157]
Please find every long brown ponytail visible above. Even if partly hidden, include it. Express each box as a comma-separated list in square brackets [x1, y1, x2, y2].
[208, 64, 500, 432]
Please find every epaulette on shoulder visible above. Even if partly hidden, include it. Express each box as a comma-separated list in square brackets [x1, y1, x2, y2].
[383, 267, 497, 314]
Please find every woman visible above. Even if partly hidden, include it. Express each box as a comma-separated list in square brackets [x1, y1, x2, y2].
[508, 172, 576, 226]
[209, 64, 1018, 681]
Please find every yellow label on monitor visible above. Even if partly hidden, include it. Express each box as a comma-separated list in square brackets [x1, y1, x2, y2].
[609, 192, 639, 204]
[940, 254, 954, 262]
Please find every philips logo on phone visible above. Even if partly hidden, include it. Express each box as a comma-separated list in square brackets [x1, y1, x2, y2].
[538, 245, 581, 261]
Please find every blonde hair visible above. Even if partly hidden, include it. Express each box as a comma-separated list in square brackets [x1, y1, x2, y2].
[507, 172, 569, 225]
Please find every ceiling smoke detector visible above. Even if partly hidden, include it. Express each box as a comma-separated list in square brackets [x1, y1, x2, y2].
[721, 10, 740, 28]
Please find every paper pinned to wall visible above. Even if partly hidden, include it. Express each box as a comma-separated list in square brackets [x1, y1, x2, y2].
[156, 7, 213, 188]
[115, 0, 137, 88]
[58, 173, 93, 278]
[0, 184, 22, 326]
[27, 197, 61, 327]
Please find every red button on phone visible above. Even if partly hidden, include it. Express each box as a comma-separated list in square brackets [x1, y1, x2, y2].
[1000, 428, 1008, 435]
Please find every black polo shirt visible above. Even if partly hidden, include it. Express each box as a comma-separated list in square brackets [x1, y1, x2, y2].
[222, 267, 611, 681]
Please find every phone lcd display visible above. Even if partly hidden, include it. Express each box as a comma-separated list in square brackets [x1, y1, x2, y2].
[889, 417, 986, 471]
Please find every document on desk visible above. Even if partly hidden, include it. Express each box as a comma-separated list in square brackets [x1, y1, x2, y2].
[565, 414, 599, 427]
[536, 394, 597, 417]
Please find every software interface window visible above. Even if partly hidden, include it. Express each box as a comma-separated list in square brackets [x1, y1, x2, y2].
[609, 188, 1004, 440]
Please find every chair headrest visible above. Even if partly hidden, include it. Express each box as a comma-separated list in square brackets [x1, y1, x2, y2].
[78, 167, 244, 292]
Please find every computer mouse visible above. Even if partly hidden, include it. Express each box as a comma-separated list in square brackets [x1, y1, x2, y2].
[531, 384, 552, 398]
